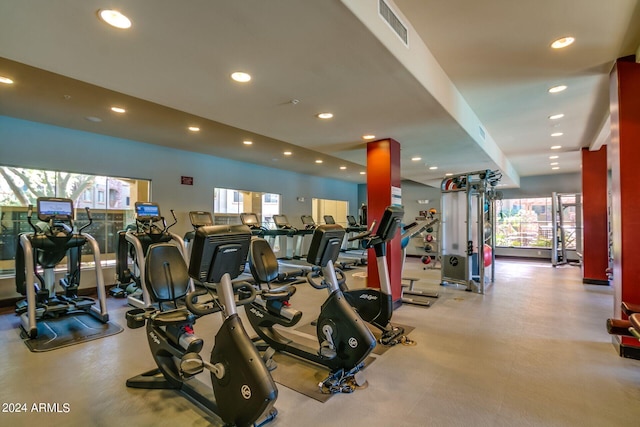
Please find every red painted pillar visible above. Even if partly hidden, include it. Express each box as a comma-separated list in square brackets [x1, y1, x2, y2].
[366, 138, 402, 302]
[609, 57, 640, 356]
[581, 147, 609, 284]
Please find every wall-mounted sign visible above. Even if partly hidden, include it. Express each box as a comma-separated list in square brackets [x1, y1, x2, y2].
[181, 176, 193, 186]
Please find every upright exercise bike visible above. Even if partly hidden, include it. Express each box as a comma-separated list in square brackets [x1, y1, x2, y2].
[125, 224, 278, 427]
[15, 197, 109, 338]
[317, 205, 411, 346]
[245, 224, 377, 393]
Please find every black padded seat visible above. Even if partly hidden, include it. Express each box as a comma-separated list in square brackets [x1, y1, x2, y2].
[248, 238, 280, 283]
[145, 243, 190, 302]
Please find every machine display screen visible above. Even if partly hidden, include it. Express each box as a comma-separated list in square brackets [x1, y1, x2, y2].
[240, 213, 260, 226]
[189, 211, 213, 227]
[135, 202, 161, 220]
[301, 215, 315, 226]
[272, 215, 289, 227]
[37, 198, 74, 221]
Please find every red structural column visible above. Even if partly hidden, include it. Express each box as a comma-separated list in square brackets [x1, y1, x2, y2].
[609, 57, 640, 356]
[366, 138, 402, 303]
[581, 147, 609, 285]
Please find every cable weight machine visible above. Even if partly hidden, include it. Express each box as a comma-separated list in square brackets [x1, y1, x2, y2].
[440, 170, 501, 294]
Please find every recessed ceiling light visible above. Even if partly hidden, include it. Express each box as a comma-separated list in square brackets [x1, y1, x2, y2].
[188, 126, 200, 132]
[550, 162, 559, 166]
[551, 37, 575, 49]
[549, 113, 565, 120]
[445, 173, 453, 176]
[243, 140, 253, 145]
[429, 166, 438, 170]
[552, 166, 560, 170]
[98, 9, 132, 29]
[362, 134, 376, 140]
[0, 76, 14, 84]
[340, 166, 347, 170]
[85, 116, 102, 123]
[360, 171, 366, 175]
[111, 106, 126, 113]
[411, 157, 422, 161]
[283, 151, 292, 156]
[548, 85, 567, 93]
[315, 159, 323, 164]
[549, 155, 559, 159]
[551, 145, 562, 149]
[317, 112, 333, 119]
[231, 72, 251, 83]
[551, 133, 563, 137]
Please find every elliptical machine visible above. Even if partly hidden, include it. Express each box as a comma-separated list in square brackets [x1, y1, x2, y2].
[15, 197, 109, 338]
[125, 224, 278, 427]
[245, 224, 377, 393]
[112, 202, 192, 307]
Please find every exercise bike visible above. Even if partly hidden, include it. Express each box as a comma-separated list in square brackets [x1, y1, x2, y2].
[125, 224, 278, 427]
[245, 224, 377, 393]
[15, 197, 109, 338]
[314, 206, 412, 346]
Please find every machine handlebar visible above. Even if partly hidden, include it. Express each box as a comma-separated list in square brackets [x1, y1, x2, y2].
[186, 282, 257, 317]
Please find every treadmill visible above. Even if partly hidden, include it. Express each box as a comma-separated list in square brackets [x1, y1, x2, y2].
[240, 212, 308, 282]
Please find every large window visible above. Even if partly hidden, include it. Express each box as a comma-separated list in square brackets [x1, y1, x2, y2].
[214, 188, 280, 226]
[0, 166, 150, 276]
[496, 197, 551, 248]
[496, 196, 579, 249]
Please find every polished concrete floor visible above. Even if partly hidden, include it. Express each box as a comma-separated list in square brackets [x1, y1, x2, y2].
[1, 258, 640, 427]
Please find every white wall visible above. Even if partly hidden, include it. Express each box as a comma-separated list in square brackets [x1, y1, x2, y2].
[0, 115, 359, 298]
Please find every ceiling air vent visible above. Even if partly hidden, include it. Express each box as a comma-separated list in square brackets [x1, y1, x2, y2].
[379, 0, 408, 46]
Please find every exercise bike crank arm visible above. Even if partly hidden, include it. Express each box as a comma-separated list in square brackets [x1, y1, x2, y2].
[201, 359, 226, 380]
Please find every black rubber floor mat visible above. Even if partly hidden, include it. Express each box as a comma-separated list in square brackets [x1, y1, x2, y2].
[21, 314, 123, 352]
[269, 351, 376, 403]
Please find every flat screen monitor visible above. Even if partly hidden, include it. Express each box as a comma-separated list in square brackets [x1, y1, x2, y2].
[240, 213, 260, 227]
[376, 206, 404, 242]
[189, 211, 213, 228]
[323, 215, 336, 225]
[272, 215, 290, 228]
[188, 224, 252, 283]
[306, 224, 345, 267]
[135, 202, 161, 221]
[37, 197, 74, 221]
[301, 215, 315, 226]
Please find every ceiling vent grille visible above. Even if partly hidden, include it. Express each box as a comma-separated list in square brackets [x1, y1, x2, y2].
[379, 0, 408, 46]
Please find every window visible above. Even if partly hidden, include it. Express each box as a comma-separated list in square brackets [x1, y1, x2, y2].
[496, 197, 552, 248]
[214, 188, 280, 225]
[0, 165, 150, 276]
[495, 196, 580, 250]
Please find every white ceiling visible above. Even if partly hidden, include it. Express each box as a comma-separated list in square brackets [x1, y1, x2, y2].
[0, 0, 638, 188]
